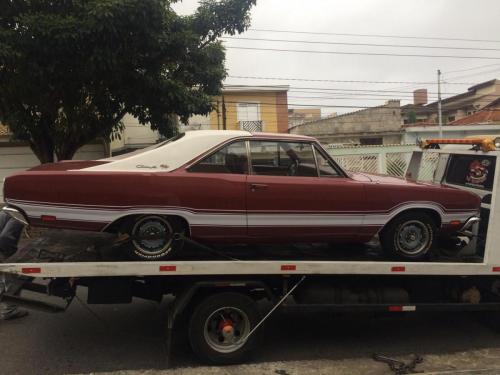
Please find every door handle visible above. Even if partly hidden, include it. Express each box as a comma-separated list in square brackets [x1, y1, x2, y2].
[250, 183, 268, 192]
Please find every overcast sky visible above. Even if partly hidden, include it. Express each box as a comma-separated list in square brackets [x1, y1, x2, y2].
[173, 0, 500, 116]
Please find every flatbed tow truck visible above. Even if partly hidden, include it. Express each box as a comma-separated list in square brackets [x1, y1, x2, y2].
[1, 138, 500, 365]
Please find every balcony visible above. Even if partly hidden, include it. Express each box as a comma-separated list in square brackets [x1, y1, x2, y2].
[239, 120, 264, 132]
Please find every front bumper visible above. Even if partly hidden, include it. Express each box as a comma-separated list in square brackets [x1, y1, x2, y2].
[2, 206, 29, 226]
[459, 216, 480, 234]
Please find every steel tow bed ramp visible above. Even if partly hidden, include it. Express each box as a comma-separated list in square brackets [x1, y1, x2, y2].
[0, 259, 497, 278]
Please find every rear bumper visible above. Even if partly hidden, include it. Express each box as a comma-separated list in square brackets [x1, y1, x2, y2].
[2, 206, 29, 226]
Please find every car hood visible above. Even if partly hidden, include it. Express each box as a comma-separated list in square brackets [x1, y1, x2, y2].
[349, 171, 441, 188]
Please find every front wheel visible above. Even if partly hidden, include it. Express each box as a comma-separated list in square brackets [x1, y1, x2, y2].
[380, 212, 436, 260]
[188, 292, 261, 365]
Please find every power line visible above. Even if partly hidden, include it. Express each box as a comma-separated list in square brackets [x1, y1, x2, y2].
[289, 87, 457, 95]
[287, 95, 433, 101]
[287, 91, 436, 99]
[228, 75, 481, 85]
[226, 46, 500, 60]
[443, 67, 500, 82]
[228, 83, 460, 95]
[213, 99, 500, 112]
[217, 100, 371, 109]
[288, 92, 500, 101]
[223, 36, 500, 52]
[444, 63, 500, 75]
[248, 28, 500, 44]
[289, 92, 430, 99]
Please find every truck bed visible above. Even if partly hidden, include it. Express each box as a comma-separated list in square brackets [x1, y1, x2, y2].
[0, 229, 489, 278]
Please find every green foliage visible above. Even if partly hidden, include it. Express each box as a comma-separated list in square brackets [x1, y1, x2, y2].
[408, 110, 417, 124]
[0, 0, 256, 162]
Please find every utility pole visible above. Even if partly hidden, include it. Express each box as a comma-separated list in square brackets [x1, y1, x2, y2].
[437, 69, 443, 139]
[222, 95, 227, 130]
[216, 99, 220, 130]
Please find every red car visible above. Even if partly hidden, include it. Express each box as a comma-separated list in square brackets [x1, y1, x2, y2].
[3, 130, 480, 260]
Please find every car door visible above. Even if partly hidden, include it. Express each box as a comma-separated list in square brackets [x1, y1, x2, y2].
[169, 140, 249, 241]
[246, 140, 367, 242]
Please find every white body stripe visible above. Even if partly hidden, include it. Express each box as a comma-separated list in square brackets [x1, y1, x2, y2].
[8, 199, 478, 228]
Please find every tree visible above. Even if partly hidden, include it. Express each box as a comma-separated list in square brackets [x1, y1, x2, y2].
[408, 110, 417, 124]
[0, 0, 256, 163]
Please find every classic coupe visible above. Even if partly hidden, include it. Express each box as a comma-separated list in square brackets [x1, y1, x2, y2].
[3, 130, 481, 260]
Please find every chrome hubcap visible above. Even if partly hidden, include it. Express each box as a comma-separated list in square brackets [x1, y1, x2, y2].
[396, 220, 430, 255]
[132, 216, 173, 257]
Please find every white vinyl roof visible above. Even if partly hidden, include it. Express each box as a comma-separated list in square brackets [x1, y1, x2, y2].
[83, 130, 251, 172]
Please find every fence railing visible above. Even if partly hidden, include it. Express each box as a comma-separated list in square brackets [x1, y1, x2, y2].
[326, 144, 439, 182]
[239, 120, 264, 132]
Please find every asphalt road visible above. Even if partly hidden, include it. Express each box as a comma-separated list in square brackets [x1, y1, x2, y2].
[3, 288, 500, 375]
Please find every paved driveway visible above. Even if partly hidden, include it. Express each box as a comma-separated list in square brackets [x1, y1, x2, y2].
[3, 288, 500, 374]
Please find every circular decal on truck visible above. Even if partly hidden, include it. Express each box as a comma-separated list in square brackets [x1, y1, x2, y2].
[466, 159, 489, 187]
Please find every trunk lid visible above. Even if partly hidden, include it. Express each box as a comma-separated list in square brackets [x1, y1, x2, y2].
[28, 160, 110, 172]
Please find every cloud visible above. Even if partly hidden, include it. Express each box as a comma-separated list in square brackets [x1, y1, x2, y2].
[173, 0, 500, 115]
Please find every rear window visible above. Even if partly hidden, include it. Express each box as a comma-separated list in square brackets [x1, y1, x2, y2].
[445, 154, 496, 191]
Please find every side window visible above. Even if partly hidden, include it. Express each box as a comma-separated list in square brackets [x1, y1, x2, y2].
[445, 154, 496, 191]
[189, 141, 248, 174]
[249, 141, 317, 177]
[314, 147, 341, 177]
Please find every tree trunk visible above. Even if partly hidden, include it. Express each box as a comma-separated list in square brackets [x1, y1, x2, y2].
[26, 115, 56, 164]
[29, 137, 54, 164]
[55, 146, 78, 162]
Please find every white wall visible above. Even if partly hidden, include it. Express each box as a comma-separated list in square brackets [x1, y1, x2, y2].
[111, 114, 160, 152]
[185, 114, 211, 130]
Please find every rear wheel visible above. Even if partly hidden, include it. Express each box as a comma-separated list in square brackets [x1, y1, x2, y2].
[381, 212, 436, 260]
[188, 292, 261, 365]
[127, 215, 185, 260]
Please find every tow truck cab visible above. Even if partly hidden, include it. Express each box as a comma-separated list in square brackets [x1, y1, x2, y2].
[407, 136, 500, 253]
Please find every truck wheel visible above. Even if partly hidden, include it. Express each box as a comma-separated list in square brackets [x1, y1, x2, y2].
[188, 292, 261, 365]
[128, 215, 185, 260]
[381, 212, 436, 260]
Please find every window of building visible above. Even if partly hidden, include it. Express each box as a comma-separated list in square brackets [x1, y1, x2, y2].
[249, 141, 317, 177]
[360, 137, 383, 146]
[448, 116, 456, 122]
[188, 141, 248, 174]
[237, 102, 260, 122]
[236, 102, 263, 132]
[314, 147, 341, 177]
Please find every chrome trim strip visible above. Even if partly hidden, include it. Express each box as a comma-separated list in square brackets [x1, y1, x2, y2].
[2, 206, 29, 226]
[459, 216, 481, 232]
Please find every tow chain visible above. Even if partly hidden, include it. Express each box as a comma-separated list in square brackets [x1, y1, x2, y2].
[372, 354, 423, 374]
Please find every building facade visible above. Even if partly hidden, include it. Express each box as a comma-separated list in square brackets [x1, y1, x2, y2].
[183, 85, 289, 133]
[110, 114, 163, 155]
[289, 100, 402, 145]
[288, 108, 322, 128]
[111, 85, 290, 153]
[403, 100, 500, 144]
[401, 79, 500, 126]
